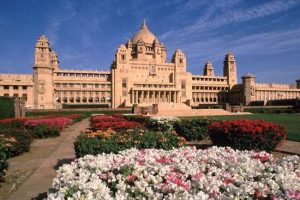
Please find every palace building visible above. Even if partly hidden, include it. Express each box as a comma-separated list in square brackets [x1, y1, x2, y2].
[0, 20, 300, 109]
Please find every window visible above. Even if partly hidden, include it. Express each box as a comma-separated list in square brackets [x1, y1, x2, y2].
[22, 86, 27, 90]
[4, 85, 9, 90]
[121, 55, 125, 60]
[22, 94, 27, 101]
[4, 93, 9, 97]
[179, 59, 183, 64]
[13, 94, 18, 98]
[13, 86, 18, 90]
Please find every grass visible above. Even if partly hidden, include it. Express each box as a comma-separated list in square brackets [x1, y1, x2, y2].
[26, 109, 132, 119]
[180, 113, 300, 142]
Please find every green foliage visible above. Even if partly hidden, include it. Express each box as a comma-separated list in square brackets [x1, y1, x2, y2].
[0, 139, 9, 182]
[26, 109, 131, 118]
[32, 124, 60, 138]
[244, 107, 294, 114]
[0, 122, 33, 158]
[0, 96, 15, 119]
[174, 118, 212, 141]
[147, 117, 179, 132]
[62, 104, 109, 109]
[123, 115, 150, 124]
[208, 119, 286, 151]
[180, 114, 300, 142]
[74, 129, 185, 157]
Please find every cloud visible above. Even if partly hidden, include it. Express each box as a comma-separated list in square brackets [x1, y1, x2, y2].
[45, 0, 76, 45]
[160, 0, 299, 40]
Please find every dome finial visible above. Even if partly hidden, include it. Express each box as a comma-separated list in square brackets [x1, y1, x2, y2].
[141, 18, 149, 30]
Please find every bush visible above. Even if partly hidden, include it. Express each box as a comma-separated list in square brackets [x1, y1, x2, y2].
[208, 119, 287, 151]
[32, 124, 60, 138]
[62, 104, 109, 109]
[0, 139, 9, 182]
[123, 115, 150, 124]
[91, 115, 142, 131]
[174, 118, 212, 141]
[147, 116, 179, 132]
[0, 127, 33, 157]
[0, 96, 15, 119]
[75, 129, 186, 157]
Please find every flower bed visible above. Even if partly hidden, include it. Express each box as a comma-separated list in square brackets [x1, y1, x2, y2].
[47, 147, 299, 199]
[208, 119, 287, 151]
[75, 129, 186, 157]
[24, 117, 72, 130]
[174, 118, 212, 141]
[91, 115, 142, 131]
[148, 116, 179, 132]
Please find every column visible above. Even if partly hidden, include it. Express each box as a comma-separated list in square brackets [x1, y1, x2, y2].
[146, 91, 149, 103]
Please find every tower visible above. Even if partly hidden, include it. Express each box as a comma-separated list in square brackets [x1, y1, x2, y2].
[172, 49, 186, 73]
[33, 35, 56, 109]
[242, 73, 256, 105]
[223, 52, 237, 88]
[203, 61, 214, 76]
[296, 79, 300, 89]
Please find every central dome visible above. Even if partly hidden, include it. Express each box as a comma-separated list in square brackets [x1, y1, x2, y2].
[130, 20, 158, 44]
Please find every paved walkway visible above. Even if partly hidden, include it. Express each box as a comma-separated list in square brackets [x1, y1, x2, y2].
[7, 118, 90, 200]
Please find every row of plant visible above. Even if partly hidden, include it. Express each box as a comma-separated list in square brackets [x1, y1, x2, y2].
[75, 115, 186, 157]
[0, 114, 84, 183]
[131, 116, 287, 151]
[47, 146, 300, 199]
[74, 114, 287, 158]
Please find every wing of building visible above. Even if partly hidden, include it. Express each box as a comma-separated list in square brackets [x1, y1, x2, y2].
[0, 20, 300, 109]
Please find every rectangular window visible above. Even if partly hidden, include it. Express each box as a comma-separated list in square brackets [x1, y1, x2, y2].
[4, 85, 9, 90]
[22, 86, 27, 90]
[22, 94, 27, 101]
[13, 86, 18, 90]
[4, 93, 9, 97]
[13, 94, 18, 98]
[122, 78, 127, 96]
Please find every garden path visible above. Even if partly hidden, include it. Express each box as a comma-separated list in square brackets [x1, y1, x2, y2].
[7, 118, 90, 200]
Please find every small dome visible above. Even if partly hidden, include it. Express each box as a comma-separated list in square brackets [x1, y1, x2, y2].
[131, 19, 158, 44]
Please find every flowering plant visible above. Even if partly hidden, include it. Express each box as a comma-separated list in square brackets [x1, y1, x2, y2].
[75, 129, 186, 157]
[24, 117, 72, 130]
[208, 119, 287, 151]
[47, 147, 299, 200]
[148, 116, 180, 132]
[91, 115, 142, 131]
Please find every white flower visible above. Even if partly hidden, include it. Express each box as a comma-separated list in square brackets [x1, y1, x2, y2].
[46, 147, 299, 199]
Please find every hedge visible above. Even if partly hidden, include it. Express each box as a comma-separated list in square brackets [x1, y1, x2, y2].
[208, 119, 287, 151]
[62, 104, 110, 109]
[0, 96, 15, 119]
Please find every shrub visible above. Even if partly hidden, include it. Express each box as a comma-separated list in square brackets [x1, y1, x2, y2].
[147, 116, 179, 132]
[0, 139, 9, 182]
[32, 124, 60, 138]
[174, 118, 212, 141]
[91, 115, 126, 123]
[0, 96, 15, 119]
[75, 129, 186, 157]
[123, 115, 150, 124]
[24, 117, 72, 130]
[0, 128, 33, 157]
[208, 119, 287, 151]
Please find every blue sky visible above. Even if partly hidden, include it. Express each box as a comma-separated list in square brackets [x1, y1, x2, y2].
[0, 0, 300, 84]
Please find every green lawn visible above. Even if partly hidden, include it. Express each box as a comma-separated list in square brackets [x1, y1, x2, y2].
[26, 109, 131, 118]
[180, 114, 300, 142]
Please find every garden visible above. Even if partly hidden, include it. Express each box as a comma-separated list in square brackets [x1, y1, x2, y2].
[45, 114, 299, 199]
[0, 114, 85, 183]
